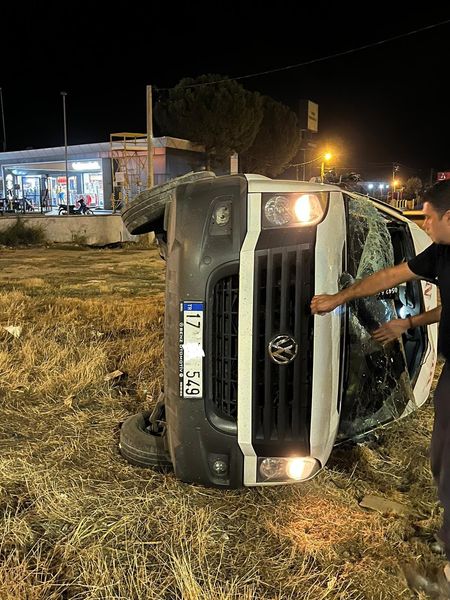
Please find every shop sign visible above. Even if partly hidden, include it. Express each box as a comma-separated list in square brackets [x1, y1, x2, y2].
[72, 161, 101, 171]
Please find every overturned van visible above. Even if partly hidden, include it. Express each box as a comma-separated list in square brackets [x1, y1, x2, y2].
[119, 173, 438, 488]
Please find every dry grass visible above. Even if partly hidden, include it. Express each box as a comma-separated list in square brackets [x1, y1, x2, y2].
[0, 245, 444, 599]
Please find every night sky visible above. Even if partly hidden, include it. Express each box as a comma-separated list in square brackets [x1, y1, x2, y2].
[2, 6, 450, 183]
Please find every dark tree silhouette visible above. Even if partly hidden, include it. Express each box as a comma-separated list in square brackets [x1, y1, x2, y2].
[240, 96, 300, 177]
[155, 74, 263, 169]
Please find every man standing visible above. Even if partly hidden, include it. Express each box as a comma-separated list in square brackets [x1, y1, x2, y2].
[311, 179, 450, 589]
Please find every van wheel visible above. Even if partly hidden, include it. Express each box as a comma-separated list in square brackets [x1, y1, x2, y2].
[119, 411, 172, 470]
[121, 171, 215, 235]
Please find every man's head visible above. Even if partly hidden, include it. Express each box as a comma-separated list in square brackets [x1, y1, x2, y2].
[422, 180, 450, 244]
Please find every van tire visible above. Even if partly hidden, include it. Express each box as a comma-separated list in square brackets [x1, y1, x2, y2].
[121, 171, 215, 235]
[119, 411, 172, 470]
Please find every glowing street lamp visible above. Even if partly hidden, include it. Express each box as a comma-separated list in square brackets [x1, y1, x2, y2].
[320, 152, 332, 182]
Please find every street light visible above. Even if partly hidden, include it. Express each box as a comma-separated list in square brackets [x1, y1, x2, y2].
[61, 91, 69, 215]
[293, 151, 334, 182]
[320, 152, 332, 182]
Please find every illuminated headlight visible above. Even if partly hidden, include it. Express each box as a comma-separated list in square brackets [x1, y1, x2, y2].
[262, 192, 328, 229]
[293, 194, 324, 225]
[258, 457, 320, 482]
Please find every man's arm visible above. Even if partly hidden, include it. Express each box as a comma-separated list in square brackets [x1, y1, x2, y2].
[372, 305, 442, 344]
[310, 262, 419, 315]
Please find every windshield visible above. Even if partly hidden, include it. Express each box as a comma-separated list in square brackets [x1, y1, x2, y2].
[337, 195, 415, 440]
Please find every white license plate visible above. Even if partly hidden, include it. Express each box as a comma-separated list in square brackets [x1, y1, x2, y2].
[181, 302, 204, 398]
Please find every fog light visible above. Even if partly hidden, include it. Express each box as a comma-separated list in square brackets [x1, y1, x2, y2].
[212, 459, 228, 475]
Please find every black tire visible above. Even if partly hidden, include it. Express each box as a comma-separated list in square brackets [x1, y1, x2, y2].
[85, 208, 94, 215]
[119, 411, 172, 470]
[121, 171, 215, 235]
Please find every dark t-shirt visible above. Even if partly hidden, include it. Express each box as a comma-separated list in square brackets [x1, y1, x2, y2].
[408, 243, 450, 360]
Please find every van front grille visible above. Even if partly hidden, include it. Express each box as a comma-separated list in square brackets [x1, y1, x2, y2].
[252, 245, 313, 452]
[211, 274, 239, 419]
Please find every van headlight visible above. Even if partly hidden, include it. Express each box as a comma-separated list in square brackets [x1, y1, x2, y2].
[263, 195, 292, 226]
[258, 457, 321, 482]
[262, 192, 328, 229]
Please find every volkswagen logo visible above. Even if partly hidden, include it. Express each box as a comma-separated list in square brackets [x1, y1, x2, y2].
[268, 335, 298, 365]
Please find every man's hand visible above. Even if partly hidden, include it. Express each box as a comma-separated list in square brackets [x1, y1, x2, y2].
[311, 263, 418, 317]
[372, 319, 410, 344]
[310, 293, 344, 315]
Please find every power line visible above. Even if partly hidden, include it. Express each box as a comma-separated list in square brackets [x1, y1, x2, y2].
[158, 20, 450, 91]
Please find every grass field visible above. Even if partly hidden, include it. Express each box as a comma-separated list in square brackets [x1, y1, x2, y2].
[0, 244, 444, 599]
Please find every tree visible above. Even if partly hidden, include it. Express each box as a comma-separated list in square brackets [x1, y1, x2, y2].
[404, 176, 423, 200]
[240, 96, 301, 177]
[154, 74, 263, 169]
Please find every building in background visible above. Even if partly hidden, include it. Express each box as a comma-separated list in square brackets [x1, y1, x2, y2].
[0, 136, 206, 211]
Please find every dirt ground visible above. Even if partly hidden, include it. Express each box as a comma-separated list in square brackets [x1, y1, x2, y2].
[0, 244, 445, 599]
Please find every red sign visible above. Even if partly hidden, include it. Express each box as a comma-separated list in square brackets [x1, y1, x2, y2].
[437, 172, 450, 180]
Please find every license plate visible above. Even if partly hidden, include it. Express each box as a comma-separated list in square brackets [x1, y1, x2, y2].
[180, 302, 204, 398]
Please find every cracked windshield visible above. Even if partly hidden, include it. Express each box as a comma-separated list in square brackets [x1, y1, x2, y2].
[337, 196, 415, 440]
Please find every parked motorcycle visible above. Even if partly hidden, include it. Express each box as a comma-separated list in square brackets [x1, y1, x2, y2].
[58, 201, 94, 215]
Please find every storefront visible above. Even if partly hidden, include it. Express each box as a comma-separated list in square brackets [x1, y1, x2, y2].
[45, 161, 105, 207]
[0, 137, 207, 213]
[1, 158, 108, 210]
[0, 143, 113, 211]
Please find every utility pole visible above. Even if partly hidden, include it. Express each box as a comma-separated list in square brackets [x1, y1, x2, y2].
[301, 148, 306, 181]
[146, 85, 154, 189]
[0, 87, 6, 152]
[392, 163, 399, 203]
[61, 92, 70, 215]
[299, 130, 307, 181]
